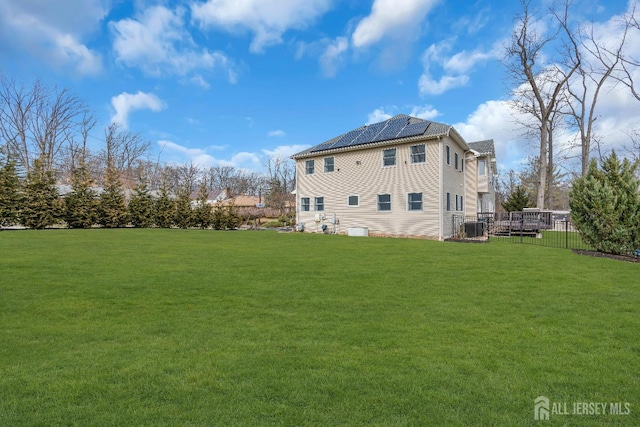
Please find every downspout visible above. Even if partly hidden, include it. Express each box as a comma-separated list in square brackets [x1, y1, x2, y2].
[294, 159, 300, 230]
[438, 135, 443, 241]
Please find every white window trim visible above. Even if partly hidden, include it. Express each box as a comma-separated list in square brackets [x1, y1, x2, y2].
[382, 148, 397, 167]
[347, 194, 359, 207]
[407, 192, 423, 211]
[410, 144, 426, 164]
[305, 159, 315, 175]
[324, 157, 335, 173]
[377, 193, 392, 212]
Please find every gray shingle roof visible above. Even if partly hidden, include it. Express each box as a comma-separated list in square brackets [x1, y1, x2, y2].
[468, 139, 495, 156]
[292, 114, 452, 158]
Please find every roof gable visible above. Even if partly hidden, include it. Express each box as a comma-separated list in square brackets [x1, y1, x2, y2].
[293, 114, 453, 158]
[468, 140, 495, 157]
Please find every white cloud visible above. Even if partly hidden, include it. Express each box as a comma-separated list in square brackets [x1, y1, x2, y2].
[352, 0, 439, 49]
[111, 91, 166, 128]
[262, 144, 310, 159]
[419, 74, 470, 95]
[319, 37, 349, 78]
[268, 130, 286, 137]
[110, 5, 236, 84]
[158, 140, 217, 168]
[191, 0, 333, 53]
[409, 105, 440, 120]
[366, 105, 440, 125]
[418, 39, 497, 95]
[0, 0, 104, 74]
[366, 108, 393, 125]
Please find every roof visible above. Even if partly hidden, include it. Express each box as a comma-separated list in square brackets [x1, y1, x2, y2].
[189, 189, 226, 201]
[291, 114, 455, 159]
[468, 140, 495, 157]
[222, 195, 261, 207]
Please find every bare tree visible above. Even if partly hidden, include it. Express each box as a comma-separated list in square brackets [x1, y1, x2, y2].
[0, 75, 88, 174]
[262, 154, 296, 213]
[563, 16, 630, 176]
[101, 122, 151, 188]
[504, 0, 580, 209]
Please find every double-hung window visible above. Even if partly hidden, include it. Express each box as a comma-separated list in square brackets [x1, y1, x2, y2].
[314, 197, 324, 211]
[408, 193, 423, 211]
[383, 148, 396, 167]
[324, 157, 334, 173]
[305, 160, 315, 175]
[478, 159, 486, 176]
[378, 194, 391, 211]
[301, 197, 310, 212]
[410, 144, 426, 163]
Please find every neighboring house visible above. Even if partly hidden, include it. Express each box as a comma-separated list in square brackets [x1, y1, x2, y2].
[189, 188, 229, 206]
[290, 114, 496, 239]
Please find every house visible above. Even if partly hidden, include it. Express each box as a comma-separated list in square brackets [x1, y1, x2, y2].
[189, 188, 229, 207]
[290, 114, 496, 239]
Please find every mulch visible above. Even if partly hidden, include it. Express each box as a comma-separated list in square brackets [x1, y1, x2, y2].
[572, 249, 640, 264]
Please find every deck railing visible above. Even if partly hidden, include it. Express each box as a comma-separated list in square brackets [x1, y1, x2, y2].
[452, 212, 594, 251]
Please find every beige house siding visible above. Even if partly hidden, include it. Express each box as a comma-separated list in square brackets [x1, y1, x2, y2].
[296, 135, 472, 239]
[465, 154, 478, 216]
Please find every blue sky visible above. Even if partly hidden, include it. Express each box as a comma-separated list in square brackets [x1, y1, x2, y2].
[1, 0, 637, 175]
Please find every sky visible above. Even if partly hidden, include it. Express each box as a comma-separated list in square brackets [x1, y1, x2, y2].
[1, 0, 638, 176]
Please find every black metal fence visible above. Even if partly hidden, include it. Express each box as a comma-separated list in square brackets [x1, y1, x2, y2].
[452, 211, 595, 251]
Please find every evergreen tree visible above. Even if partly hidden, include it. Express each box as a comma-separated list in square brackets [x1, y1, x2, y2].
[64, 165, 98, 228]
[22, 157, 61, 229]
[154, 185, 175, 228]
[570, 152, 640, 255]
[174, 189, 194, 229]
[128, 177, 155, 228]
[502, 185, 532, 212]
[0, 160, 23, 227]
[212, 202, 241, 230]
[98, 165, 129, 228]
[193, 184, 213, 229]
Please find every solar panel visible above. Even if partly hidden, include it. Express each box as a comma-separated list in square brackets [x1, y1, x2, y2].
[397, 121, 429, 139]
[325, 128, 364, 150]
[371, 116, 408, 142]
[350, 121, 387, 145]
[308, 115, 439, 154]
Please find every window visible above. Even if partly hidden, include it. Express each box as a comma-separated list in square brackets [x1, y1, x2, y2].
[461, 158, 464, 172]
[454, 153, 459, 170]
[324, 157, 334, 173]
[408, 193, 423, 211]
[301, 197, 310, 212]
[455, 195, 459, 211]
[314, 197, 324, 211]
[410, 144, 426, 163]
[378, 194, 391, 211]
[478, 159, 486, 176]
[305, 159, 315, 175]
[460, 196, 464, 211]
[348, 195, 359, 207]
[383, 148, 396, 167]
[446, 145, 451, 165]
[446, 192, 451, 211]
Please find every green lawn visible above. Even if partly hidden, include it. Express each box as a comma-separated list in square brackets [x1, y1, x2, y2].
[0, 229, 638, 426]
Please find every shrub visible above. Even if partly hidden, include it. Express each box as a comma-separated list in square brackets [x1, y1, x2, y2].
[569, 152, 640, 255]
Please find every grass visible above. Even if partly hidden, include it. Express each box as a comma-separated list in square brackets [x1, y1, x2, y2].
[491, 229, 595, 250]
[0, 229, 638, 426]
